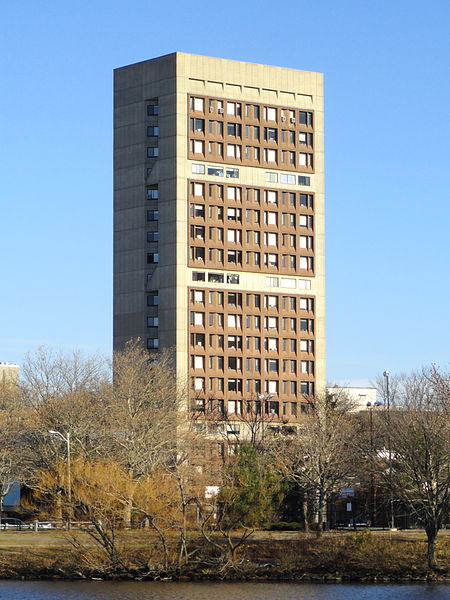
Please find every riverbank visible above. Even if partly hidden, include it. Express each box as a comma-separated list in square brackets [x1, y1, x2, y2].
[0, 530, 448, 582]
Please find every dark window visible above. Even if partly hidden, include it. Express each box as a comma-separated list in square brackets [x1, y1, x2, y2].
[298, 176, 311, 186]
[147, 232, 159, 242]
[147, 210, 160, 221]
[147, 126, 159, 137]
[147, 147, 159, 158]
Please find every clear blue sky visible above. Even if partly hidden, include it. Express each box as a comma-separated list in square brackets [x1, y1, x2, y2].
[1, 0, 449, 384]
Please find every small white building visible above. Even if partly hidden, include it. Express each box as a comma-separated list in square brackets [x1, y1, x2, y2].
[327, 386, 378, 412]
[0, 362, 20, 384]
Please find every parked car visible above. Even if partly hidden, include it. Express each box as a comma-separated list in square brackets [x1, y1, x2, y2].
[0, 518, 31, 530]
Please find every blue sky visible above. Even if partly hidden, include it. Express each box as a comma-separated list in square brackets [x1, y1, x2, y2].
[1, 0, 449, 383]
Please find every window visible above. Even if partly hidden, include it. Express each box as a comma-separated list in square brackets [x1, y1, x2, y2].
[192, 271, 206, 281]
[147, 126, 159, 137]
[192, 290, 205, 303]
[300, 318, 314, 332]
[147, 252, 159, 264]
[266, 337, 278, 351]
[147, 338, 159, 349]
[192, 163, 205, 174]
[191, 97, 205, 112]
[266, 172, 278, 183]
[299, 111, 313, 126]
[227, 123, 241, 137]
[299, 132, 313, 146]
[190, 311, 205, 326]
[300, 193, 314, 208]
[265, 127, 277, 141]
[192, 182, 205, 196]
[147, 147, 159, 158]
[266, 277, 279, 287]
[147, 186, 159, 199]
[228, 379, 243, 392]
[265, 190, 277, 204]
[226, 274, 240, 284]
[265, 211, 277, 225]
[264, 107, 277, 121]
[147, 316, 159, 327]
[265, 316, 278, 330]
[190, 204, 205, 218]
[265, 295, 278, 309]
[208, 166, 224, 177]
[300, 339, 314, 353]
[227, 102, 241, 116]
[147, 102, 159, 116]
[226, 168, 239, 178]
[264, 148, 277, 162]
[301, 381, 314, 395]
[227, 144, 241, 159]
[208, 272, 224, 283]
[190, 140, 204, 154]
[298, 176, 311, 186]
[299, 235, 313, 249]
[299, 215, 314, 228]
[299, 153, 313, 167]
[147, 231, 159, 242]
[190, 118, 205, 132]
[264, 232, 278, 246]
[280, 174, 296, 185]
[147, 292, 159, 306]
[264, 253, 278, 267]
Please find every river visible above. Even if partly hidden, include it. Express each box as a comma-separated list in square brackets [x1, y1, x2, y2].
[0, 581, 448, 599]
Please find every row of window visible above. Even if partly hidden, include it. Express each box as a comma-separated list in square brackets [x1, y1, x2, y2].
[190, 311, 314, 333]
[190, 290, 314, 311]
[190, 119, 313, 146]
[189, 181, 314, 209]
[190, 204, 314, 228]
[191, 271, 312, 290]
[191, 163, 311, 186]
[191, 227, 314, 251]
[189, 96, 313, 128]
[190, 333, 314, 354]
[189, 139, 313, 168]
[190, 247, 313, 271]
[191, 376, 314, 396]
[190, 355, 314, 375]
[194, 398, 311, 419]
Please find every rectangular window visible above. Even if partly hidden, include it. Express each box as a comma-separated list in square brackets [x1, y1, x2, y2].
[266, 172, 278, 183]
[147, 316, 159, 327]
[192, 163, 205, 174]
[147, 102, 159, 116]
[147, 292, 159, 306]
[147, 252, 159, 264]
[147, 147, 159, 158]
[147, 126, 159, 137]
[147, 231, 159, 242]
[147, 186, 159, 199]
[280, 174, 296, 185]
[208, 166, 224, 177]
[298, 176, 311, 186]
[299, 111, 313, 126]
[147, 338, 159, 349]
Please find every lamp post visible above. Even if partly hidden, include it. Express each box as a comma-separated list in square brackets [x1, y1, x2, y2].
[366, 401, 382, 527]
[383, 371, 395, 529]
[49, 430, 72, 530]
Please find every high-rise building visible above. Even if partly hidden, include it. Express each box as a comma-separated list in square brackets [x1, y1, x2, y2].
[114, 53, 325, 434]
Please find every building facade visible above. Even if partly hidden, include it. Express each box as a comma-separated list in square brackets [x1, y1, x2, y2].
[114, 53, 325, 433]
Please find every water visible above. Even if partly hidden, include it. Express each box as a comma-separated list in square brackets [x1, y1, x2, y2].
[0, 581, 448, 600]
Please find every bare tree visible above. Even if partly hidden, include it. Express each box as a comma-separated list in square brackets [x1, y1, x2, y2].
[375, 368, 450, 569]
[273, 391, 356, 535]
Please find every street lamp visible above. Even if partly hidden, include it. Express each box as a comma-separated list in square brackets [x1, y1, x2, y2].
[383, 371, 395, 530]
[48, 430, 72, 530]
[366, 401, 382, 527]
